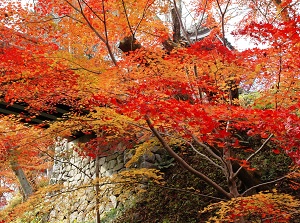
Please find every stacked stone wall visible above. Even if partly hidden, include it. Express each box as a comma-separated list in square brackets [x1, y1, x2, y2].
[47, 136, 170, 222]
[48, 137, 126, 222]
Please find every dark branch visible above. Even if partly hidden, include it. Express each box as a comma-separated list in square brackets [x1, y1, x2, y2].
[145, 115, 232, 199]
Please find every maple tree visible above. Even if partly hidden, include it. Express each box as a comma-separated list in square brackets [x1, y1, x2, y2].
[0, 0, 300, 222]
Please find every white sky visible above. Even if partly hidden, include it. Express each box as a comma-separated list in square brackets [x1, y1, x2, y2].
[180, 1, 259, 51]
[19, 0, 255, 50]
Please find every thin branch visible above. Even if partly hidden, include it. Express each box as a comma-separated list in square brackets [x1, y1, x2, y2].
[233, 134, 273, 178]
[275, 47, 282, 110]
[151, 184, 227, 201]
[241, 175, 286, 196]
[191, 134, 225, 165]
[81, 0, 104, 23]
[36, 145, 93, 180]
[186, 138, 225, 171]
[198, 0, 208, 29]
[133, 0, 154, 36]
[64, 0, 81, 13]
[216, 0, 231, 47]
[145, 115, 232, 199]
[121, 0, 134, 36]
[25, 15, 77, 24]
[44, 56, 102, 74]
[271, 0, 291, 23]
[181, 0, 207, 38]
[48, 180, 134, 198]
[129, 121, 223, 170]
[121, 0, 153, 52]
[193, 64, 203, 103]
[76, 0, 105, 44]
[250, 0, 270, 23]
[224, 0, 231, 14]
[65, 14, 85, 24]
[100, 0, 118, 66]
[76, 0, 118, 66]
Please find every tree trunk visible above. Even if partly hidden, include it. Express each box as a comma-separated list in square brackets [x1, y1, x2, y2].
[95, 155, 101, 223]
[10, 160, 33, 200]
[171, 0, 182, 42]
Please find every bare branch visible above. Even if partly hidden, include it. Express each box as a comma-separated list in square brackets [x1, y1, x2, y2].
[234, 134, 273, 178]
[250, 0, 270, 23]
[75, 0, 118, 66]
[45, 56, 102, 74]
[76, 0, 105, 43]
[128, 120, 223, 170]
[81, 0, 104, 23]
[145, 115, 232, 199]
[191, 134, 225, 164]
[35, 144, 94, 180]
[64, 0, 81, 13]
[215, 0, 231, 47]
[121, 0, 134, 36]
[132, 0, 154, 36]
[241, 175, 286, 196]
[25, 15, 82, 24]
[152, 184, 228, 201]
[186, 138, 225, 171]
[100, 0, 118, 66]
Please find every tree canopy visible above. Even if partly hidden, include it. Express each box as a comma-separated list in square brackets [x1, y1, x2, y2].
[0, 0, 300, 222]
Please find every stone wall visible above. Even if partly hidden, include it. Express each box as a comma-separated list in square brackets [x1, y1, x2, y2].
[47, 136, 169, 222]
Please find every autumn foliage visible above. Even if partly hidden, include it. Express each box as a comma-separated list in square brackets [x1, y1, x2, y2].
[0, 0, 300, 222]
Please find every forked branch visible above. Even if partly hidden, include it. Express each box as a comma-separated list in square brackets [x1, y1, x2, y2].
[233, 134, 273, 178]
[145, 115, 232, 199]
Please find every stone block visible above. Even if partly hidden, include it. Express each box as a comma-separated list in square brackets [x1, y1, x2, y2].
[61, 175, 71, 182]
[74, 156, 82, 164]
[155, 154, 163, 163]
[90, 165, 96, 174]
[83, 175, 92, 185]
[103, 162, 108, 169]
[85, 190, 95, 201]
[100, 166, 107, 174]
[104, 170, 113, 177]
[70, 156, 76, 164]
[86, 201, 95, 213]
[99, 157, 106, 165]
[74, 173, 83, 182]
[108, 159, 117, 169]
[106, 152, 119, 162]
[142, 152, 156, 163]
[139, 161, 157, 169]
[89, 161, 95, 169]
[99, 204, 105, 214]
[49, 178, 57, 184]
[63, 181, 69, 188]
[64, 165, 71, 172]
[68, 169, 75, 177]
[113, 163, 124, 172]
[150, 146, 166, 155]
[84, 168, 91, 177]
[76, 211, 85, 222]
[110, 195, 118, 208]
[117, 154, 124, 163]
[70, 211, 78, 223]
[90, 172, 96, 178]
[124, 149, 135, 164]
[83, 157, 91, 166]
